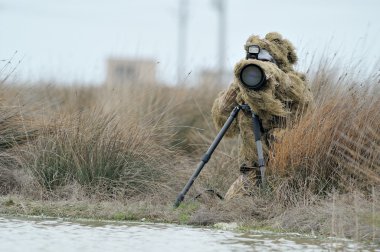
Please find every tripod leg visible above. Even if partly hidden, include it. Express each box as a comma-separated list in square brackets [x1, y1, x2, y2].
[251, 113, 266, 187]
[174, 106, 242, 208]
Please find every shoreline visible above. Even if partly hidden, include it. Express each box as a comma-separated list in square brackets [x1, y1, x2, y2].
[0, 198, 328, 241]
[1, 202, 375, 250]
[1, 195, 379, 245]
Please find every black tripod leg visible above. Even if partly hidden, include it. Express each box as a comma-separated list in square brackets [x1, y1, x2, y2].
[251, 113, 266, 187]
[174, 106, 242, 208]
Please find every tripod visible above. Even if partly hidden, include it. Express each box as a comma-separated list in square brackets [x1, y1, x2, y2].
[174, 104, 266, 208]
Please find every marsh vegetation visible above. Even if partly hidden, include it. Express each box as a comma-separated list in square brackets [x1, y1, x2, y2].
[0, 55, 379, 243]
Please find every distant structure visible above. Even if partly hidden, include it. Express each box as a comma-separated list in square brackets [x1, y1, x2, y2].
[106, 58, 157, 86]
[177, 0, 189, 85]
[212, 0, 227, 84]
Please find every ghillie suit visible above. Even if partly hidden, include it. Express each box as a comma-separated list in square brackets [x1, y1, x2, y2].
[211, 32, 313, 199]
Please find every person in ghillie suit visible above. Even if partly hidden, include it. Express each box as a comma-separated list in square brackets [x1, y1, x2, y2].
[211, 32, 313, 200]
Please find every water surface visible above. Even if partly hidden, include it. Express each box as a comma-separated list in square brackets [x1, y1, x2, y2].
[0, 217, 376, 252]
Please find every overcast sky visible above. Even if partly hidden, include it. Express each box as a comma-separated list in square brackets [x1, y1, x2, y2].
[1, 0, 379, 85]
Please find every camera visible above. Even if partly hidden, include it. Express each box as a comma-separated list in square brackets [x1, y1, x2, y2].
[238, 45, 277, 90]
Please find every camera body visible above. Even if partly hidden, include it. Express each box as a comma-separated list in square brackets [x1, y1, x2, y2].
[238, 45, 278, 91]
[232, 33, 313, 129]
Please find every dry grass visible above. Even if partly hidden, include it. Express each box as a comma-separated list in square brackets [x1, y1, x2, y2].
[0, 55, 379, 241]
[268, 62, 380, 205]
[0, 85, 39, 195]
[17, 111, 185, 200]
[0, 101, 36, 151]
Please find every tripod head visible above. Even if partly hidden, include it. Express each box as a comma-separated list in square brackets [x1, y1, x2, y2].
[239, 104, 251, 112]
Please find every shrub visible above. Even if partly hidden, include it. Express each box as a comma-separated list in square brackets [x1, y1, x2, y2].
[268, 63, 380, 204]
[19, 110, 183, 199]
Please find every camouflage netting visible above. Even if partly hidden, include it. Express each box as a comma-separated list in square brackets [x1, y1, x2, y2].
[211, 32, 313, 199]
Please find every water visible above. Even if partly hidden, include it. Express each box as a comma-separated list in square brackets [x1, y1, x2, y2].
[0, 217, 377, 252]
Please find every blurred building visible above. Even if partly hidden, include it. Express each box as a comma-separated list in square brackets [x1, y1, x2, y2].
[106, 58, 157, 85]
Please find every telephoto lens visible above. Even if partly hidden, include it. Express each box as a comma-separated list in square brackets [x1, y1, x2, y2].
[239, 64, 266, 90]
